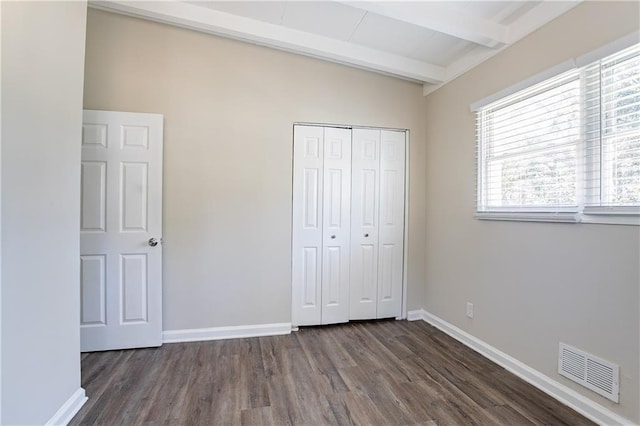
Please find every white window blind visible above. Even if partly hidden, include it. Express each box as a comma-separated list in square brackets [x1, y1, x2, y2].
[583, 43, 640, 212]
[476, 41, 640, 222]
[477, 70, 581, 213]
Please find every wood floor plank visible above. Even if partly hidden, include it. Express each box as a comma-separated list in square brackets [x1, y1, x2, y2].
[136, 344, 195, 423]
[490, 369, 595, 426]
[244, 339, 271, 409]
[158, 344, 203, 424]
[241, 406, 274, 426]
[383, 380, 438, 423]
[341, 392, 390, 425]
[69, 350, 134, 425]
[265, 375, 306, 425]
[73, 319, 596, 426]
[484, 404, 536, 425]
[296, 329, 351, 395]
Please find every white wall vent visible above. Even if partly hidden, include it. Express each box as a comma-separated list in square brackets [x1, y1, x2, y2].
[558, 342, 619, 403]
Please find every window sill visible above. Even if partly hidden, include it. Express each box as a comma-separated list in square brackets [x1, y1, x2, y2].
[580, 214, 640, 226]
[475, 211, 639, 225]
[475, 212, 580, 223]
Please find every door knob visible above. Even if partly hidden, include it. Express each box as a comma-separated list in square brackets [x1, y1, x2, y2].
[330, 235, 336, 239]
[364, 233, 369, 237]
[148, 238, 159, 247]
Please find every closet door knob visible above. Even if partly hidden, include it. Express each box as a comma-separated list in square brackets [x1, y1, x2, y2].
[364, 233, 369, 237]
[331, 235, 336, 239]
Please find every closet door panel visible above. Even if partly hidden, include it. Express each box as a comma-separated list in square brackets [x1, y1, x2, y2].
[321, 127, 351, 325]
[292, 126, 324, 326]
[350, 129, 380, 320]
[377, 130, 405, 319]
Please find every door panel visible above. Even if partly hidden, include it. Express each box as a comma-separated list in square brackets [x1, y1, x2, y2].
[361, 170, 376, 227]
[321, 127, 351, 325]
[325, 246, 341, 305]
[304, 169, 320, 228]
[120, 162, 148, 232]
[303, 247, 320, 306]
[377, 130, 405, 319]
[381, 170, 397, 225]
[80, 162, 107, 232]
[326, 169, 344, 227]
[292, 126, 324, 326]
[81, 110, 163, 352]
[357, 243, 376, 299]
[379, 243, 395, 300]
[120, 254, 149, 323]
[80, 255, 106, 326]
[350, 129, 380, 320]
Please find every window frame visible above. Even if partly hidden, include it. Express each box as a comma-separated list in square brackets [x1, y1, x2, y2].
[472, 34, 640, 226]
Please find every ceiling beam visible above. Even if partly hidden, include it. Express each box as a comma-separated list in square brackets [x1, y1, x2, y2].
[421, 1, 584, 96]
[506, 0, 583, 43]
[339, 1, 509, 48]
[89, 0, 446, 84]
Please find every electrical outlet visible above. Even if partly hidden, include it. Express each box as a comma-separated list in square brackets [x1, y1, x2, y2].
[466, 302, 474, 318]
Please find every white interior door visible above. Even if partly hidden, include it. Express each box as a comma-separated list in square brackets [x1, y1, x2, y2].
[292, 125, 324, 326]
[80, 110, 163, 352]
[320, 127, 351, 325]
[377, 130, 405, 318]
[350, 129, 380, 320]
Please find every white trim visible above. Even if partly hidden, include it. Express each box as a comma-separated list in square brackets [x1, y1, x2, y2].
[162, 322, 292, 344]
[576, 31, 640, 67]
[406, 309, 425, 322]
[293, 122, 408, 133]
[473, 211, 639, 226]
[0, 3, 3, 419]
[409, 309, 634, 426]
[580, 214, 640, 226]
[470, 31, 640, 111]
[45, 388, 88, 426]
[474, 211, 581, 223]
[470, 59, 576, 111]
[583, 206, 640, 215]
[422, 84, 437, 97]
[401, 130, 410, 320]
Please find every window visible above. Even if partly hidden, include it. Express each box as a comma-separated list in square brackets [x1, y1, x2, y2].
[584, 45, 640, 211]
[475, 41, 640, 224]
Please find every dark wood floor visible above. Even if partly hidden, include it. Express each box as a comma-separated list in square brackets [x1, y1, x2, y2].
[71, 319, 594, 425]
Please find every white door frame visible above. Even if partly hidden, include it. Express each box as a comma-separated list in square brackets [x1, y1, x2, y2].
[401, 129, 410, 320]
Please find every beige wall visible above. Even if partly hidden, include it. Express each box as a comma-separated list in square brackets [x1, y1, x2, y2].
[423, 2, 639, 422]
[84, 9, 427, 331]
[1, 1, 86, 423]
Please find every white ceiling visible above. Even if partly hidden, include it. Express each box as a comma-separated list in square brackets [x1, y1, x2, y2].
[89, 1, 582, 94]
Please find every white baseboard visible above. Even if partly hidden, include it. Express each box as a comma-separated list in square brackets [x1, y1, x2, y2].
[45, 387, 87, 426]
[406, 309, 634, 426]
[162, 322, 291, 343]
[406, 309, 425, 321]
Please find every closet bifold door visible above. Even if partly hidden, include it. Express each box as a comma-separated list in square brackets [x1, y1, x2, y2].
[377, 130, 405, 318]
[350, 128, 406, 320]
[292, 125, 351, 327]
[320, 127, 351, 325]
[350, 129, 380, 320]
[292, 125, 324, 326]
